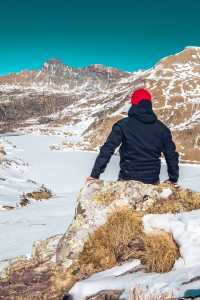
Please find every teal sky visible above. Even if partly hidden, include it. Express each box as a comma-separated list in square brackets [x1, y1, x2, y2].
[0, 0, 200, 75]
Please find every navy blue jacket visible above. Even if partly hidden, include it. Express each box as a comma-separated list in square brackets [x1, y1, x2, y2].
[90, 100, 179, 184]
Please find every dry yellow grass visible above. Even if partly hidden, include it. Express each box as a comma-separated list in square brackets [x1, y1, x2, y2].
[143, 233, 179, 272]
[78, 208, 179, 277]
[92, 190, 117, 205]
[127, 232, 179, 273]
[78, 208, 143, 275]
[20, 185, 53, 206]
[26, 190, 52, 200]
[147, 187, 200, 214]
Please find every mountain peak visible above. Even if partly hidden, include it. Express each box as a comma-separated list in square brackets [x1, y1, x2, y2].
[42, 58, 64, 70]
[44, 58, 64, 65]
[41, 58, 71, 76]
[155, 46, 200, 69]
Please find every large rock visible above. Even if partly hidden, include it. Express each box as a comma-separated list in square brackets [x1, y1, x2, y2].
[1, 180, 200, 299]
[56, 180, 165, 266]
[56, 180, 200, 266]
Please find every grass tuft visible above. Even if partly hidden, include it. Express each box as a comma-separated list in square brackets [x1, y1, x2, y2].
[78, 208, 143, 276]
[20, 185, 53, 206]
[78, 208, 179, 277]
[147, 187, 200, 214]
[129, 232, 179, 273]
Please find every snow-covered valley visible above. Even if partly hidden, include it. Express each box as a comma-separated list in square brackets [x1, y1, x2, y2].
[1, 134, 200, 299]
[0, 134, 200, 263]
[0, 133, 128, 263]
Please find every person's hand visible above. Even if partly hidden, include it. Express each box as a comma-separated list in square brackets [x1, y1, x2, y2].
[86, 176, 96, 184]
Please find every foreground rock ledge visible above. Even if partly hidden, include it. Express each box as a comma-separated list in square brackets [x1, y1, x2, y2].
[56, 180, 199, 266]
[1, 180, 200, 299]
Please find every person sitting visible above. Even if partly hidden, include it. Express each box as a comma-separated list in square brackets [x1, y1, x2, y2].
[87, 88, 179, 185]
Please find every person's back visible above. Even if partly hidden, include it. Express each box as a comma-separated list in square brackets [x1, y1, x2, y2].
[87, 88, 179, 184]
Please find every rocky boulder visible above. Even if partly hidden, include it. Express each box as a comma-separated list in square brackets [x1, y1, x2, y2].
[56, 180, 199, 267]
[1, 180, 200, 299]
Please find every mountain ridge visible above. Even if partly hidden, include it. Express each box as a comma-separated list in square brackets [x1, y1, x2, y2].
[0, 46, 200, 162]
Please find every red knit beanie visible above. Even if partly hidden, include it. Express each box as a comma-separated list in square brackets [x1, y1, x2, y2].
[131, 88, 152, 105]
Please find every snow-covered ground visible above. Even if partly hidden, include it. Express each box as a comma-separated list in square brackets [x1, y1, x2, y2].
[70, 260, 200, 299]
[0, 134, 131, 262]
[0, 134, 200, 299]
[0, 135, 75, 262]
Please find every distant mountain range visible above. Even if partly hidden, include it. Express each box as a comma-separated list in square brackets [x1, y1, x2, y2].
[0, 47, 200, 163]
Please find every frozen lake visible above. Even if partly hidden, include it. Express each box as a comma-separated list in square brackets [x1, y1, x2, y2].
[6, 134, 200, 192]
[0, 134, 200, 262]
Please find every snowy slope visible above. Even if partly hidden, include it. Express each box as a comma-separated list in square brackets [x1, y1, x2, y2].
[0, 134, 127, 262]
[0, 137, 40, 208]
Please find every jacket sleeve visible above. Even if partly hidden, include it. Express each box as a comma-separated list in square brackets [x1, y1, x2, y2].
[90, 122, 123, 178]
[162, 127, 179, 182]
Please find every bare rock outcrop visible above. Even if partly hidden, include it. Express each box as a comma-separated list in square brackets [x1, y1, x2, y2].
[56, 180, 182, 266]
[1, 180, 200, 299]
[0, 144, 6, 162]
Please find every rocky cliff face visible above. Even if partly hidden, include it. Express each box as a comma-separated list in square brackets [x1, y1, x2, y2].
[1, 47, 200, 162]
[1, 180, 200, 299]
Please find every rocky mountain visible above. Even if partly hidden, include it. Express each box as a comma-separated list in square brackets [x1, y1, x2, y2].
[0, 59, 130, 90]
[0, 47, 200, 162]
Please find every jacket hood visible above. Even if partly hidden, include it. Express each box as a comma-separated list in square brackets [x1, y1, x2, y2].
[128, 100, 157, 124]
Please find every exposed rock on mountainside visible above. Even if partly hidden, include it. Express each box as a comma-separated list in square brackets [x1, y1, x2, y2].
[146, 47, 200, 162]
[0, 47, 200, 162]
[0, 59, 131, 132]
[1, 180, 200, 299]
[0, 144, 6, 162]
[84, 47, 200, 162]
[19, 185, 53, 207]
